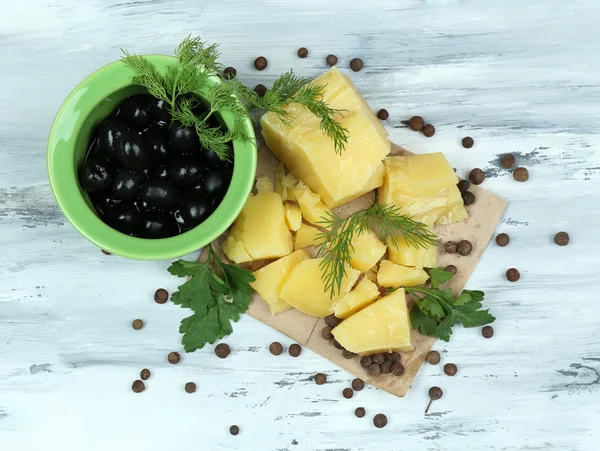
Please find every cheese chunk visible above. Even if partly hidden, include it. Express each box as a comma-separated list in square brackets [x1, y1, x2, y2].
[437, 185, 468, 224]
[261, 67, 391, 208]
[250, 250, 310, 315]
[364, 267, 378, 283]
[274, 164, 288, 201]
[222, 192, 293, 263]
[294, 182, 331, 225]
[333, 277, 380, 319]
[349, 231, 387, 272]
[332, 289, 414, 354]
[294, 223, 323, 250]
[284, 203, 302, 231]
[377, 260, 429, 288]
[279, 258, 360, 317]
[256, 176, 274, 193]
[387, 234, 437, 268]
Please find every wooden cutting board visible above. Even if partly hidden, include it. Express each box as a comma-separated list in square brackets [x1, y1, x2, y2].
[200, 142, 507, 397]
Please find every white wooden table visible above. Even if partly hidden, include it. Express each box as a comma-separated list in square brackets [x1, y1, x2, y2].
[1, 1, 599, 449]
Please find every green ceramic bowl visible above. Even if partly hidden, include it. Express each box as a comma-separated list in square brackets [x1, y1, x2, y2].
[47, 55, 256, 260]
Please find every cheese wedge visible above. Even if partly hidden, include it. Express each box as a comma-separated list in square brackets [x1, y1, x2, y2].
[284, 203, 302, 231]
[294, 182, 331, 225]
[294, 223, 323, 250]
[332, 289, 414, 354]
[387, 233, 437, 268]
[349, 231, 387, 272]
[333, 277, 380, 319]
[377, 260, 429, 288]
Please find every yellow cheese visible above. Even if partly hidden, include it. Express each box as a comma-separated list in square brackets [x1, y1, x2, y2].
[437, 185, 468, 224]
[387, 233, 437, 268]
[284, 203, 302, 231]
[349, 231, 387, 272]
[284, 172, 299, 201]
[274, 164, 288, 201]
[332, 289, 414, 354]
[222, 192, 293, 263]
[261, 67, 391, 208]
[279, 258, 360, 317]
[256, 176, 274, 193]
[377, 260, 429, 288]
[294, 182, 332, 225]
[294, 223, 323, 250]
[333, 277, 380, 319]
[364, 268, 378, 283]
[250, 250, 310, 315]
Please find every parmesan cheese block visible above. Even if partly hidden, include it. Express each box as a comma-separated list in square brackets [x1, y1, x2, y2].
[333, 277, 380, 319]
[377, 260, 429, 288]
[294, 182, 331, 225]
[387, 234, 437, 268]
[294, 223, 323, 250]
[332, 289, 414, 354]
[349, 231, 387, 272]
[256, 176, 274, 193]
[261, 67, 391, 208]
[284, 203, 302, 231]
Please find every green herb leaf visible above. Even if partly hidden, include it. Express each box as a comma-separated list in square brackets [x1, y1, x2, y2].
[410, 307, 439, 337]
[427, 267, 454, 289]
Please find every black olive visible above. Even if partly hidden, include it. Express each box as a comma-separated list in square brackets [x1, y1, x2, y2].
[174, 211, 193, 232]
[118, 94, 153, 132]
[148, 166, 169, 180]
[178, 193, 212, 228]
[139, 179, 179, 211]
[96, 120, 125, 160]
[169, 123, 200, 155]
[116, 130, 150, 171]
[144, 127, 171, 166]
[105, 203, 140, 235]
[150, 97, 171, 127]
[135, 198, 151, 212]
[79, 156, 113, 192]
[203, 170, 230, 198]
[139, 211, 179, 239]
[111, 169, 146, 200]
[167, 156, 204, 188]
[200, 147, 232, 169]
[91, 195, 120, 216]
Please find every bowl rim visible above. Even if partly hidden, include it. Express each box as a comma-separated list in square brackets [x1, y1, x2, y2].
[47, 54, 257, 260]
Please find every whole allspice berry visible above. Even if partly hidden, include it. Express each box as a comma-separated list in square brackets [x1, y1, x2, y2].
[457, 180, 471, 192]
[367, 364, 381, 377]
[554, 232, 570, 246]
[360, 356, 373, 369]
[373, 413, 388, 428]
[297, 47, 309, 58]
[342, 350, 356, 359]
[422, 124, 436, 137]
[333, 340, 344, 350]
[289, 343, 302, 357]
[132, 380, 145, 393]
[377, 109, 389, 120]
[380, 361, 392, 374]
[269, 342, 284, 356]
[390, 362, 405, 376]
[254, 84, 267, 97]
[321, 326, 334, 340]
[506, 268, 520, 282]
[349, 58, 364, 72]
[445, 265, 457, 275]
[229, 425, 240, 436]
[372, 353, 386, 365]
[469, 168, 485, 185]
[168, 352, 181, 365]
[389, 352, 401, 363]
[482, 325, 494, 338]
[426, 350, 441, 365]
[154, 288, 168, 304]
[185, 382, 197, 393]
[324, 314, 342, 328]
[355, 407, 366, 418]
[462, 136, 474, 148]
[444, 241, 458, 254]
[501, 153, 516, 168]
[409, 116, 425, 131]
[458, 240, 473, 256]
[223, 66, 237, 79]
[254, 56, 268, 71]
[132, 319, 144, 330]
[315, 373, 327, 385]
[513, 167, 529, 182]
[444, 363, 458, 376]
[215, 343, 231, 359]
[426, 386, 443, 413]
[461, 191, 475, 206]
[352, 378, 365, 391]
[343, 388, 354, 399]
[326, 54, 338, 67]
[496, 233, 510, 247]
[140, 368, 151, 380]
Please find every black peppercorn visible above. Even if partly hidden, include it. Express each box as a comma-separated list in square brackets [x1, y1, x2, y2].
[506, 268, 520, 282]
[343, 388, 354, 399]
[389, 352, 401, 363]
[373, 413, 388, 428]
[297, 47, 309, 58]
[482, 325, 494, 338]
[462, 191, 475, 206]
[390, 362, 405, 376]
[154, 288, 168, 304]
[457, 180, 471, 192]
[462, 136, 474, 148]
[426, 350, 440, 365]
[223, 66, 237, 79]
[168, 352, 181, 365]
[422, 124, 435, 137]
[513, 167, 529, 182]
[349, 58, 364, 72]
[501, 153, 516, 168]
[321, 326, 334, 340]
[185, 382, 197, 393]
[496, 233, 510, 247]
[315, 373, 327, 385]
[360, 356, 373, 369]
[229, 425, 240, 436]
[132, 319, 144, 330]
[342, 350, 356, 359]
[469, 168, 485, 185]
[254, 56, 268, 71]
[215, 343, 231, 359]
[554, 232, 570, 246]
[355, 407, 366, 418]
[289, 343, 302, 357]
[352, 378, 365, 391]
[269, 342, 284, 355]
[132, 380, 145, 393]
[444, 363, 458, 376]
[458, 240, 473, 256]
[426, 386, 443, 413]
[333, 340, 344, 350]
[325, 314, 342, 328]
[444, 241, 458, 254]
[372, 353, 386, 365]
[377, 109, 389, 120]
[326, 54, 338, 67]
[380, 361, 392, 374]
[367, 364, 381, 377]
[409, 116, 424, 131]
[445, 265, 457, 275]
[140, 368, 151, 380]
[254, 84, 267, 97]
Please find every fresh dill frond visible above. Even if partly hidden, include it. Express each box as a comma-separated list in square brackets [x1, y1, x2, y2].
[175, 34, 223, 74]
[316, 201, 438, 298]
[121, 50, 170, 103]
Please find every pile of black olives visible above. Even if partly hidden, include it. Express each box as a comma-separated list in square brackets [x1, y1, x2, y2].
[78, 93, 232, 238]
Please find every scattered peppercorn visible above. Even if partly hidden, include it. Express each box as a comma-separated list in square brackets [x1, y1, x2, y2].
[513, 167, 529, 182]
[140, 368, 151, 380]
[269, 342, 284, 356]
[168, 352, 180, 365]
[482, 325, 494, 339]
[506, 268, 520, 282]
[355, 407, 366, 418]
[215, 343, 231, 359]
[349, 58, 363, 72]
[132, 380, 145, 393]
[422, 124, 435, 137]
[154, 288, 168, 304]
[325, 314, 342, 328]
[326, 54, 338, 67]
[445, 265, 457, 275]
[321, 326, 334, 340]
[501, 153, 516, 168]
[352, 378, 365, 391]
[457, 180, 471, 192]
[426, 350, 441, 365]
[254, 56, 268, 71]
[367, 364, 381, 377]
[333, 340, 345, 350]
[297, 47, 309, 58]
[426, 386, 443, 413]
[409, 116, 425, 131]
[315, 373, 327, 385]
[254, 84, 267, 97]
[185, 382, 197, 393]
[469, 168, 485, 185]
[342, 350, 356, 359]
[360, 356, 373, 369]
[223, 66, 237, 79]
[372, 353, 386, 365]
[496, 233, 510, 247]
[444, 241, 458, 254]
[380, 361, 392, 374]
[389, 352, 401, 363]
[444, 363, 458, 376]
[391, 362, 405, 376]
[229, 425, 240, 436]
[458, 240, 473, 256]
[373, 413, 388, 428]
[343, 388, 354, 399]
[462, 191, 475, 206]
[289, 343, 302, 357]
[554, 232, 570, 246]
[101, 249, 111, 255]
[462, 136, 474, 148]
[377, 109, 389, 120]
[132, 319, 144, 330]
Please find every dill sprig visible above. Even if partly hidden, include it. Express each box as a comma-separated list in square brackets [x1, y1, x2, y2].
[316, 201, 438, 299]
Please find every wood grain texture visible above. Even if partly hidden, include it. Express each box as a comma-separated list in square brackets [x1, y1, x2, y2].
[1, 0, 599, 450]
